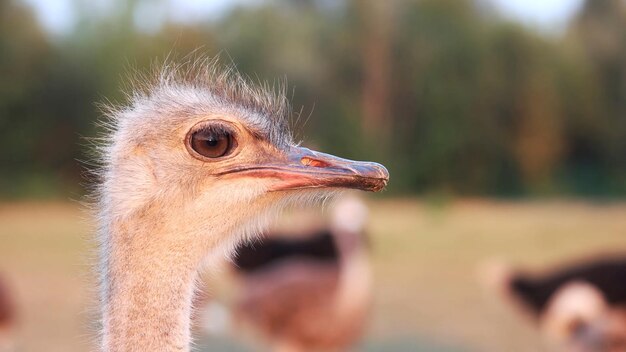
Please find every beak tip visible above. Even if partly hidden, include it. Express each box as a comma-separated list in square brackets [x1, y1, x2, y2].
[357, 162, 389, 192]
[375, 163, 390, 181]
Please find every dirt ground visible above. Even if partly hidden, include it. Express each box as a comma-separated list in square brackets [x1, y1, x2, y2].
[0, 199, 625, 351]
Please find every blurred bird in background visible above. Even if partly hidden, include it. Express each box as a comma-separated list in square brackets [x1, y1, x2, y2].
[482, 256, 626, 352]
[198, 195, 372, 352]
[0, 274, 15, 352]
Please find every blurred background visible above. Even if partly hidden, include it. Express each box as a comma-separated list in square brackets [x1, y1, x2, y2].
[0, 0, 625, 351]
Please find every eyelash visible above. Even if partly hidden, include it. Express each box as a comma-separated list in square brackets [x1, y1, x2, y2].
[196, 124, 231, 136]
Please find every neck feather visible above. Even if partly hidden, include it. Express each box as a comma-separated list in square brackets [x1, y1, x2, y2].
[97, 186, 289, 351]
[100, 215, 207, 352]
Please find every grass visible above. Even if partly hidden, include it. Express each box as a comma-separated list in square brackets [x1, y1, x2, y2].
[0, 199, 625, 351]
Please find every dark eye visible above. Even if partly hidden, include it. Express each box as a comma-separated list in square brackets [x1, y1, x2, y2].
[189, 126, 235, 159]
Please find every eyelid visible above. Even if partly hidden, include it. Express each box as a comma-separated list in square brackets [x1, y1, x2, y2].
[195, 121, 235, 135]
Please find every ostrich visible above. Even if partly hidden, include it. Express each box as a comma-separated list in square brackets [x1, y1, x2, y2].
[94, 59, 388, 352]
[0, 275, 15, 352]
[225, 195, 371, 352]
[482, 256, 626, 351]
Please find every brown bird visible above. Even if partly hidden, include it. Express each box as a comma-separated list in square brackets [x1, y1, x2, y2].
[93, 58, 388, 352]
[482, 256, 626, 352]
[0, 275, 15, 352]
[230, 196, 371, 352]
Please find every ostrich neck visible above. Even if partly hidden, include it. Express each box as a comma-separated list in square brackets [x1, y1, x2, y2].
[101, 215, 209, 352]
[333, 234, 371, 320]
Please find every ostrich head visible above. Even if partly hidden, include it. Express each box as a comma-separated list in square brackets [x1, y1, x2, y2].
[99, 60, 389, 274]
[98, 60, 388, 256]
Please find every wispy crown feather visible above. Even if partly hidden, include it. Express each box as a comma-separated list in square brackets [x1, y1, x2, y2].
[100, 56, 294, 150]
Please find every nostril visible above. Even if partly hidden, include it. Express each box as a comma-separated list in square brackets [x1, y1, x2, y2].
[301, 157, 331, 168]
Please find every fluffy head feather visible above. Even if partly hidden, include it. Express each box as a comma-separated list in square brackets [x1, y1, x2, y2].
[100, 56, 293, 152]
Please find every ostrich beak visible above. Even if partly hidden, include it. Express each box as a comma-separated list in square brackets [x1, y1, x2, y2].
[272, 146, 389, 192]
[220, 146, 389, 192]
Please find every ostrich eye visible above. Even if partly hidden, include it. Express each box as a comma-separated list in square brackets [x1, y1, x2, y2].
[189, 125, 235, 159]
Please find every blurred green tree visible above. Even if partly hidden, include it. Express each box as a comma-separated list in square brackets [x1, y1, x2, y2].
[0, 0, 624, 198]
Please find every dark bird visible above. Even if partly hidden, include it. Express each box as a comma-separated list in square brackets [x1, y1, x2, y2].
[483, 256, 626, 352]
[231, 196, 372, 352]
[0, 275, 15, 352]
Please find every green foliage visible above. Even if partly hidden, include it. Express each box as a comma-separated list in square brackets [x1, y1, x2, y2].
[0, 0, 624, 198]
